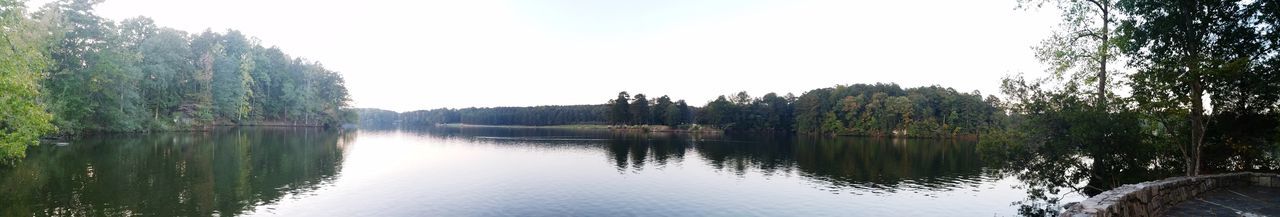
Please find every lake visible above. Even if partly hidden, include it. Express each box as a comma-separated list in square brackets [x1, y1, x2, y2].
[0, 127, 1084, 216]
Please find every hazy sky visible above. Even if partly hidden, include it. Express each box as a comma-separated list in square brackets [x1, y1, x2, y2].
[28, 0, 1060, 112]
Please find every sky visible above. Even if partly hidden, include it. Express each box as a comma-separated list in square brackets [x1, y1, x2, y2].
[27, 0, 1061, 112]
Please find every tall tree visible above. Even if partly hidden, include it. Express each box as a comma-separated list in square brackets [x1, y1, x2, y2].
[1119, 0, 1260, 175]
[41, 0, 144, 132]
[131, 21, 196, 127]
[189, 30, 220, 122]
[630, 94, 650, 125]
[211, 30, 254, 122]
[248, 46, 287, 119]
[663, 102, 681, 127]
[609, 91, 630, 125]
[653, 95, 673, 125]
[675, 100, 692, 126]
[1021, 0, 1121, 108]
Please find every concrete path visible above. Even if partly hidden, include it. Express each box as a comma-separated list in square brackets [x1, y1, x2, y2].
[1164, 186, 1280, 216]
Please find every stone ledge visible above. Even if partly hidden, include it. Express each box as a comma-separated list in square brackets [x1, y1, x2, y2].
[1059, 172, 1280, 217]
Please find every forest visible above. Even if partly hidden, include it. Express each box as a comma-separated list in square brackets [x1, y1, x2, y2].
[1, 0, 352, 161]
[357, 83, 1005, 138]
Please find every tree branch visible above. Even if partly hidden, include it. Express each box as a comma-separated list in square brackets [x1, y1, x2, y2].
[1075, 31, 1104, 41]
[1082, 0, 1106, 12]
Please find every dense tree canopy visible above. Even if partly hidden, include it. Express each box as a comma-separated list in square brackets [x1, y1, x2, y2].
[790, 84, 1003, 137]
[36, 0, 352, 132]
[1118, 0, 1280, 176]
[0, 0, 353, 161]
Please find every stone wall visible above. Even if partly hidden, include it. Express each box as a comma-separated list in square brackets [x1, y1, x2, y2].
[1059, 172, 1280, 217]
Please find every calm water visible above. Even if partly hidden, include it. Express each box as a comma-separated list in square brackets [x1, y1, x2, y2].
[0, 127, 1082, 216]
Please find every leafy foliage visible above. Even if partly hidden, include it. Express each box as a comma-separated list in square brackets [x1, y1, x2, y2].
[1118, 0, 1280, 175]
[28, 0, 352, 133]
[0, 0, 55, 162]
[1019, 0, 1121, 107]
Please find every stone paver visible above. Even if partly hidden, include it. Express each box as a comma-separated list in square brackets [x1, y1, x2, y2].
[1164, 186, 1280, 217]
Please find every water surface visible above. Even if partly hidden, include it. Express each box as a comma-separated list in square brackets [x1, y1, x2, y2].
[0, 127, 1081, 216]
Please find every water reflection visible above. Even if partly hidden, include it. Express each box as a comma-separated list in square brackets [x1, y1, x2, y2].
[789, 137, 990, 192]
[683, 135, 993, 196]
[410, 127, 991, 194]
[978, 135, 1178, 216]
[3, 126, 1025, 216]
[0, 128, 352, 216]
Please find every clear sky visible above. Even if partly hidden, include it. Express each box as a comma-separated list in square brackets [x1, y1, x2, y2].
[27, 0, 1060, 112]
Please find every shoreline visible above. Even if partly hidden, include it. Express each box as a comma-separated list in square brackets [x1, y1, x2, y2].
[437, 123, 724, 134]
[41, 123, 338, 140]
[432, 123, 980, 139]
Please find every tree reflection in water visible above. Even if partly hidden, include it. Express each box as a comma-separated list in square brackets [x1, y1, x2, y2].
[0, 128, 353, 216]
[977, 111, 1181, 216]
[420, 127, 994, 195]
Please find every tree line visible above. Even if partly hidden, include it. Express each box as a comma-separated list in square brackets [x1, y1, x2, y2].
[355, 94, 695, 128]
[1, 0, 352, 161]
[393, 105, 609, 126]
[357, 83, 1004, 138]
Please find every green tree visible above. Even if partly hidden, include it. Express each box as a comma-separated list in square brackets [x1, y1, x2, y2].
[210, 30, 254, 122]
[663, 102, 681, 127]
[0, 0, 55, 161]
[248, 46, 287, 119]
[759, 93, 793, 131]
[134, 25, 195, 128]
[1119, 0, 1263, 176]
[675, 100, 692, 126]
[630, 94, 650, 125]
[700, 96, 734, 129]
[653, 95, 673, 125]
[41, 0, 144, 132]
[1020, 0, 1121, 108]
[794, 88, 832, 134]
[609, 92, 630, 125]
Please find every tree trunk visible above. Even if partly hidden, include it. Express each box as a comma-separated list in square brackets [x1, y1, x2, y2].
[1189, 77, 1205, 176]
[1097, 6, 1110, 109]
[1182, 2, 1205, 176]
